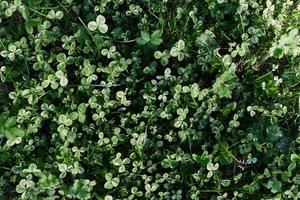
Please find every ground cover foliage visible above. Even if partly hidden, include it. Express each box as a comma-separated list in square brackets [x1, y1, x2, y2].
[0, 0, 300, 199]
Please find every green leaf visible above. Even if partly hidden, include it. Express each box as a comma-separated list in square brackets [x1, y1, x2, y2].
[56, 11, 64, 19]
[221, 179, 231, 187]
[99, 24, 108, 34]
[68, 112, 79, 121]
[177, 40, 185, 50]
[14, 0, 22, 6]
[271, 47, 284, 58]
[18, 6, 29, 21]
[154, 51, 162, 59]
[38, 173, 59, 190]
[190, 83, 199, 98]
[174, 120, 182, 128]
[212, 66, 238, 98]
[70, 179, 93, 200]
[137, 30, 162, 47]
[170, 48, 179, 57]
[25, 22, 33, 34]
[105, 196, 113, 200]
[56, 53, 66, 62]
[111, 178, 119, 187]
[196, 32, 219, 49]
[266, 125, 282, 142]
[88, 21, 98, 31]
[150, 30, 163, 46]
[221, 102, 237, 116]
[104, 181, 113, 189]
[5, 117, 17, 128]
[137, 31, 150, 45]
[136, 133, 146, 148]
[96, 15, 106, 24]
[178, 130, 187, 142]
[105, 173, 113, 181]
[7, 127, 25, 138]
[266, 179, 282, 194]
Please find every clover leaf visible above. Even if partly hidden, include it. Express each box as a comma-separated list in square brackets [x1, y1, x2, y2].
[0, 44, 22, 61]
[206, 162, 219, 178]
[154, 50, 170, 66]
[55, 70, 68, 87]
[58, 114, 73, 126]
[47, 10, 63, 20]
[170, 40, 186, 61]
[23, 163, 41, 175]
[104, 173, 120, 189]
[88, 15, 108, 33]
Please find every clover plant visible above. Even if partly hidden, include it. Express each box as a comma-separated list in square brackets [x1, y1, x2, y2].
[0, 0, 300, 199]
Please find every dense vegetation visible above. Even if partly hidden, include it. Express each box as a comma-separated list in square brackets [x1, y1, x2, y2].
[0, 0, 300, 199]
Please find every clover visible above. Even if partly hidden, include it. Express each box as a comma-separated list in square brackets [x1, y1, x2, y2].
[23, 163, 41, 175]
[1, 0, 300, 199]
[104, 173, 120, 189]
[55, 70, 68, 87]
[0, 44, 22, 61]
[71, 161, 85, 175]
[170, 39, 186, 61]
[17, 109, 31, 123]
[81, 59, 97, 84]
[88, 15, 108, 33]
[58, 114, 73, 126]
[174, 108, 189, 128]
[56, 53, 74, 71]
[0, 66, 6, 82]
[111, 152, 130, 173]
[105, 196, 113, 200]
[15, 179, 35, 197]
[42, 74, 59, 89]
[154, 50, 170, 66]
[206, 162, 219, 178]
[4, 0, 27, 19]
[101, 46, 117, 59]
[47, 10, 64, 20]
[116, 90, 131, 106]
